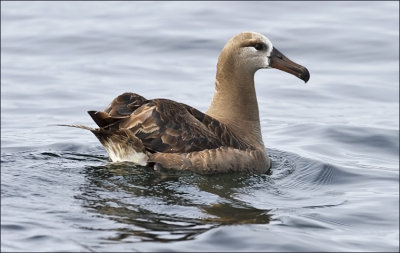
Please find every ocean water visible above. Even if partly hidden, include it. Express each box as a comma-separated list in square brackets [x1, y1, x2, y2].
[1, 1, 399, 252]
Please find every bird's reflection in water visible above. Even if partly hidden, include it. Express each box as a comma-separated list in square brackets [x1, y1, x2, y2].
[77, 162, 272, 243]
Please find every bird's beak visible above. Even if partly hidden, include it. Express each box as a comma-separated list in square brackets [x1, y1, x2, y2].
[269, 47, 310, 83]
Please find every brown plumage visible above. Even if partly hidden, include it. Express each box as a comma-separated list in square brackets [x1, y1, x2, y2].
[68, 32, 309, 174]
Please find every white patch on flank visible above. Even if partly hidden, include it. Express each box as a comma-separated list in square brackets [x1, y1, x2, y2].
[104, 142, 148, 166]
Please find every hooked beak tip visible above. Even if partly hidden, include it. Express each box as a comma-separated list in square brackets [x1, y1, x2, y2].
[300, 67, 310, 83]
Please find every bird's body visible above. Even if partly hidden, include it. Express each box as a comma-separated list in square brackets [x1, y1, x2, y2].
[71, 32, 309, 174]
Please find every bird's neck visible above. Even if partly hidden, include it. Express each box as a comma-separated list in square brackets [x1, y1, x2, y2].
[206, 67, 263, 146]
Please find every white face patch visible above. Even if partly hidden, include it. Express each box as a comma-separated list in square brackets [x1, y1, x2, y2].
[265, 40, 273, 57]
[259, 36, 273, 68]
[264, 55, 272, 69]
[238, 34, 274, 71]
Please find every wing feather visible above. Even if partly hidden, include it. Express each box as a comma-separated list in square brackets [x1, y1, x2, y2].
[104, 92, 147, 117]
[88, 94, 250, 158]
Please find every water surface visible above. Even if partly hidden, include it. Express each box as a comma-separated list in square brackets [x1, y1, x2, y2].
[1, 1, 399, 251]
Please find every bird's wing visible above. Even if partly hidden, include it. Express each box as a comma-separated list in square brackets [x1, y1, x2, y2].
[89, 94, 247, 154]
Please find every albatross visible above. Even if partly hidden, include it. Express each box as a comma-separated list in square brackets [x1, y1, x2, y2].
[69, 32, 309, 174]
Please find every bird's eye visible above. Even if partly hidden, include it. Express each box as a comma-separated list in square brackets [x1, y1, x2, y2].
[253, 43, 265, 51]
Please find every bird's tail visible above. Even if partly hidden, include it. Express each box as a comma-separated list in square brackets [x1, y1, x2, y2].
[58, 124, 95, 131]
[58, 124, 149, 165]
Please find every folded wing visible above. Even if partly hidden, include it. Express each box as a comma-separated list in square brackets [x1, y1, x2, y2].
[89, 92, 248, 156]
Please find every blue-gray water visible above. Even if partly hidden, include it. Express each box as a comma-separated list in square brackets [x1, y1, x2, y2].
[1, 1, 399, 252]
